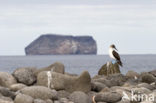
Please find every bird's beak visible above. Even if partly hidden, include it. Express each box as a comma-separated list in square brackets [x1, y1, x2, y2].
[114, 47, 118, 51]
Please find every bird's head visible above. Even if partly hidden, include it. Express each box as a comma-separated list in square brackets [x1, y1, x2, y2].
[110, 44, 118, 51]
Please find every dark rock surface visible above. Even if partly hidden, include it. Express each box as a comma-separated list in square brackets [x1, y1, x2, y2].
[126, 70, 140, 79]
[98, 62, 120, 76]
[94, 92, 122, 103]
[13, 67, 37, 85]
[37, 71, 91, 93]
[91, 82, 107, 92]
[25, 34, 97, 55]
[57, 90, 70, 99]
[140, 72, 156, 84]
[35, 62, 65, 76]
[20, 86, 58, 100]
[14, 93, 34, 103]
[69, 91, 90, 103]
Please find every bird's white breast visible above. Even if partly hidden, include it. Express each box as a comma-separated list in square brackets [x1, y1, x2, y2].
[109, 48, 116, 59]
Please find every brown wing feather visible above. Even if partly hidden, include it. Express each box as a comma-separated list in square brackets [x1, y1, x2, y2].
[112, 50, 120, 61]
[112, 50, 123, 66]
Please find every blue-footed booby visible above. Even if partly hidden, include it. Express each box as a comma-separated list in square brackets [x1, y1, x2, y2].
[109, 44, 123, 67]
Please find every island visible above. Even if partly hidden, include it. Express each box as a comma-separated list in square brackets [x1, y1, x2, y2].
[25, 34, 97, 55]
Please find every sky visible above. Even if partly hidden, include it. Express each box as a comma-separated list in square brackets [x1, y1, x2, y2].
[0, 0, 156, 55]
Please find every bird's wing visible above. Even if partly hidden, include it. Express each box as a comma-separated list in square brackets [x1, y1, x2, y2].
[112, 50, 121, 60]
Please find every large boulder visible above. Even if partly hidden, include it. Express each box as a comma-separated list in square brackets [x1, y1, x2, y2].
[126, 70, 140, 79]
[0, 72, 17, 88]
[37, 71, 91, 93]
[106, 73, 128, 85]
[25, 34, 97, 55]
[57, 90, 70, 99]
[98, 62, 120, 76]
[13, 67, 37, 85]
[14, 93, 34, 103]
[91, 82, 107, 92]
[35, 62, 65, 76]
[140, 72, 156, 84]
[93, 78, 118, 87]
[93, 74, 128, 87]
[110, 87, 132, 99]
[69, 91, 90, 103]
[94, 92, 122, 103]
[20, 86, 58, 100]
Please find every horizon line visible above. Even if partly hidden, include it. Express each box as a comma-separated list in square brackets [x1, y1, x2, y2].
[1, 54, 156, 56]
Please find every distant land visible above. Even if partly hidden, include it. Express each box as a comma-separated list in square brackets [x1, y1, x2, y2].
[25, 34, 97, 55]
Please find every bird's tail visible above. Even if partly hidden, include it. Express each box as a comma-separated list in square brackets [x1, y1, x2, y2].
[117, 60, 123, 67]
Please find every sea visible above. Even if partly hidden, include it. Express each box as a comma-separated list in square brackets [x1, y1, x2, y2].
[0, 55, 156, 76]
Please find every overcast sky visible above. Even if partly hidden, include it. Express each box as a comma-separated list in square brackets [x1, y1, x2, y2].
[0, 0, 156, 55]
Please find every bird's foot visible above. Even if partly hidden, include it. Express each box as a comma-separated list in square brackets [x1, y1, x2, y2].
[112, 60, 117, 64]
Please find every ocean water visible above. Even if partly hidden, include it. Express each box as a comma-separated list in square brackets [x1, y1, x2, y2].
[0, 55, 156, 76]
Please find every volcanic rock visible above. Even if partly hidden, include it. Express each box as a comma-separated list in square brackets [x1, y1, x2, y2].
[13, 68, 37, 85]
[35, 62, 65, 76]
[94, 92, 122, 103]
[37, 71, 91, 93]
[14, 93, 34, 103]
[140, 72, 156, 84]
[20, 86, 58, 100]
[69, 91, 90, 103]
[98, 62, 120, 76]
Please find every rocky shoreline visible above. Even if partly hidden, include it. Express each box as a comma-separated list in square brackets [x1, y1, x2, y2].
[0, 62, 156, 103]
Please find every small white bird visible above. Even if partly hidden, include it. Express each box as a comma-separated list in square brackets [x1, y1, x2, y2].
[109, 44, 123, 67]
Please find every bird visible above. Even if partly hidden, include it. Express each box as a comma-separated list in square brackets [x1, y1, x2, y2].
[109, 44, 123, 67]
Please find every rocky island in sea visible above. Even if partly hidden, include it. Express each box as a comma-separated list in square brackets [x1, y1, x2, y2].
[0, 62, 156, 103]
[25, 34, 97, 55]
